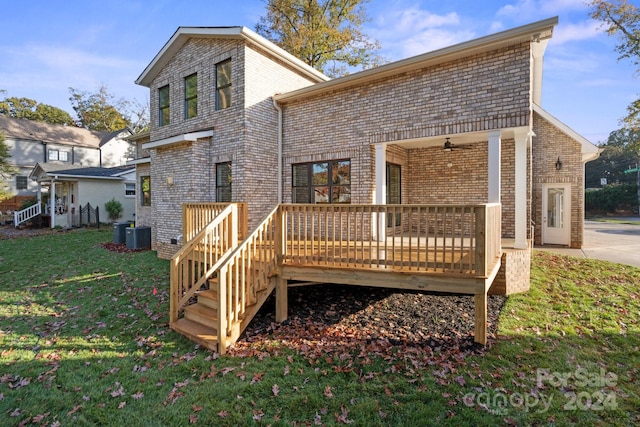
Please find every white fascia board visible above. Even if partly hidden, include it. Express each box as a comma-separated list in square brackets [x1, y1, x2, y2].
[126, 157, 151, 165]
[533, 104, 600, 162]
[142, 130, 214, 150]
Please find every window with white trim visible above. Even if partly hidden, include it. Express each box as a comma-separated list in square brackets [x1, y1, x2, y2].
[292, 160, 351, 204]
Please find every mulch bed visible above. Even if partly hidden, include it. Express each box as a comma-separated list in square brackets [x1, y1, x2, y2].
[232, 283, 506, 358]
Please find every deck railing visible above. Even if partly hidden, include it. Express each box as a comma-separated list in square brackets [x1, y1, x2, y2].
[182, 202, 247, 243]
[280, 203, 501, 276]
[170, 204, 238, 323]
[217, 206, 279, 350]
[14, 202, 42, 227]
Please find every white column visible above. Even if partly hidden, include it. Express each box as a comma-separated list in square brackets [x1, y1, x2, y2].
[513, 129, 529, 249]
[487, 131, 501, 204]
[374, 143, 387, 241]
[50, 180, 56, 228]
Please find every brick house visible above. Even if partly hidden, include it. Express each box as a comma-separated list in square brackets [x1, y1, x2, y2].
[132, 18, 599, 350]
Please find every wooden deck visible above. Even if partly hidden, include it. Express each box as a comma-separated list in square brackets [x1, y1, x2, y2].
[171, 203, 502, 353]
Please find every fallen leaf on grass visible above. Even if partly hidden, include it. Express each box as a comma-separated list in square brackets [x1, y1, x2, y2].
[272, 384, 280, 396]
[118, 401, 126, 409]
[324, 385, 334, 398]
[190, 414, 198, 423]
[217, 410, 229, 418]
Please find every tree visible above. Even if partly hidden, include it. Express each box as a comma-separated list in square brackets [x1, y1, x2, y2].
[69, 85, 149, 133]
[0, 92, 75, 126]
[586, 128, 640, 187]
[255, 0, 383, 77]
[0, 131, 17, 198]
[589, 0, 640, 129]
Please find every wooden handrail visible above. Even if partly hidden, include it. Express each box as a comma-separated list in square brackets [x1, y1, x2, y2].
[279, 203, 501, 276]
[216, 205, 279, 351]
[182, 202, 247, 243]
[170, 204, 238, 323]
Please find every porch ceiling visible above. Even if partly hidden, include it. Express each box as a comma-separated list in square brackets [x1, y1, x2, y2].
[385, 127, 525, 149]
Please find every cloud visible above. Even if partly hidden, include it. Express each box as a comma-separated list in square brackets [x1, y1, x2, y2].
[497, 0, 588, 18]
[370, 6, 475, 60]
[551, 20, 602, 44]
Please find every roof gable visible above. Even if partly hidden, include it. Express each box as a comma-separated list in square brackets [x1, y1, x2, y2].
[533, 104, 600, 162]
[136, 26, 329, 87]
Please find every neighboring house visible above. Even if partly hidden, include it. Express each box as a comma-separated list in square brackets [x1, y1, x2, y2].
[124, 130, 152, 228]
[28, 163, 136, 228]
[132, 17, 600, 351]
[0, 115, 135, 199]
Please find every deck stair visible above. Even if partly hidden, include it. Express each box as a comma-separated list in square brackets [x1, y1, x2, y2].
[170, 205, 279, 353]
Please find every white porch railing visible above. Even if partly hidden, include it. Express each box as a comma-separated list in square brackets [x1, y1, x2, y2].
[14, 203, 42, 227]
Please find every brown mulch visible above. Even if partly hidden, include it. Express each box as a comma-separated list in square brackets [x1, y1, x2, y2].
[99, 241, 149, 253]
[233, 283, 506, 356]
[0, 224, 63, 240]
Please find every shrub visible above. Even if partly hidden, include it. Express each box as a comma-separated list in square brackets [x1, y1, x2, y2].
[585, 183, 638, 215]
[105, 198, 123, 222]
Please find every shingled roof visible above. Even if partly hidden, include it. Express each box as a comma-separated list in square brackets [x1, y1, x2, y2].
[0, 115, 127, 149]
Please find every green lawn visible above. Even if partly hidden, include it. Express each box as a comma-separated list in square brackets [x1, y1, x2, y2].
[0, 229, 638, 426]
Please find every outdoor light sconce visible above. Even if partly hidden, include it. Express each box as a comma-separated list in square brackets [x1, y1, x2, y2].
[166, 175, 174, 186]
[555, 157, 563, 171]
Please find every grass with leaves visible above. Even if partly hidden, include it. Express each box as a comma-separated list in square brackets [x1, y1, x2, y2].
[0, 229, 639, 426]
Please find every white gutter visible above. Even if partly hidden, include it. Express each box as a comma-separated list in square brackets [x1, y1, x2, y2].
[272, 98, 283, 203]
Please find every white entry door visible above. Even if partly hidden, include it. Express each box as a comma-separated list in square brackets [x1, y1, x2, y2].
[542, 184, 571, 245]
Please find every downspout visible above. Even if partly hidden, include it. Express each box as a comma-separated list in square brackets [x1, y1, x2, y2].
[272, 98, 283, 203]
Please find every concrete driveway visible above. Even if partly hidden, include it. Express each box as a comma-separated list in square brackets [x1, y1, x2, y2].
[535, 218, 640, 268]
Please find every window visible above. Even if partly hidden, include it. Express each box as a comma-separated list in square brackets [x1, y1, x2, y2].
[141, 176, 151, 206]
[16, 176, 28, 190]
[292, 160, 351, 204]
[216, 59, 232, 110]
[216, 162, 232, 202]
[125, 182, 136, 197]
[184, 73, 197, 119]
[48, 149, 59, 161]
[59, 151, 68, 162]
[386, 163, 401, 226]
[159, 85, 170, 126]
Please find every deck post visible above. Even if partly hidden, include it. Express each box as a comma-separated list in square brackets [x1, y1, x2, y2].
[474, 290, 488, 345]
[275, 276, 288, 322]
[274, 206, 288, 322]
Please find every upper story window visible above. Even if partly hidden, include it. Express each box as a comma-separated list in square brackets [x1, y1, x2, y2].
[292, 160, 351, 204]
[159, 85, 170, 126]
[16, 176, 28, 190]
[48, 149, 67, 161]
[216, 59, 232, 110]
[184, 73, 197, 119]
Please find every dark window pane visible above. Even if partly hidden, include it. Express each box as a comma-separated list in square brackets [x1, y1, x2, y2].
[292, 164, 308, 187]
[292, 187, 310, 203]
[216, 162, 232, 202]
[159, 85, 170, 126]
[185, 74, 197, 119]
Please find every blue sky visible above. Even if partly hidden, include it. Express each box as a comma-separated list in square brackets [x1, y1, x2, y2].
[0, 0, 636, 143]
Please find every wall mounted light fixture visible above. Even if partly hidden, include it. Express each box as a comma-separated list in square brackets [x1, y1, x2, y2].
[166, 175, 174, 186]
[555, 157, 563, 171]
